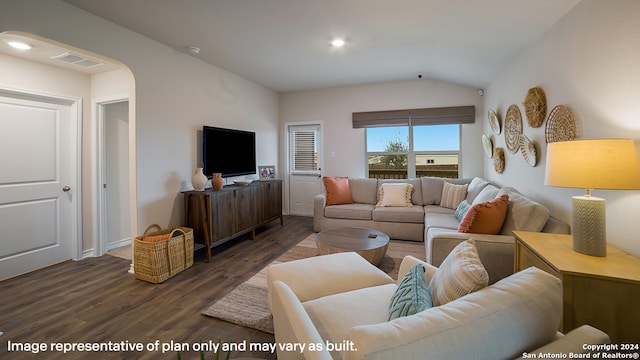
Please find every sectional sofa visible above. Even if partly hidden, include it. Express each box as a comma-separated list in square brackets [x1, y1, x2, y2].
[313, 176, 570, 283]
[267, 251, 609, 360]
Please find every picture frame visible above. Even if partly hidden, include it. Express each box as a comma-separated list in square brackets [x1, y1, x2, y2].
[258, 165, 275, 180]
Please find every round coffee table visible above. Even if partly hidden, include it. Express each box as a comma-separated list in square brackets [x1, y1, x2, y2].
[315, 227, 390, 265]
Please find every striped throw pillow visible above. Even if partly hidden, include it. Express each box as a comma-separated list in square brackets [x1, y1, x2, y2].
[440, 182, 468, 209]
[429, 239, 489, 306]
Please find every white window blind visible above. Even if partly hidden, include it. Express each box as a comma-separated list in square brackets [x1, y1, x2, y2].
[290, 125, 319, 175]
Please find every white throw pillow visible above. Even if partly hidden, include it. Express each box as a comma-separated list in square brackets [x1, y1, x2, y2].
[376, 183, 413, 207]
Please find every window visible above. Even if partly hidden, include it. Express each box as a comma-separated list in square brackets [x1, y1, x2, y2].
[353, 105, 473, 179]
[289, 124, 319, 175]
[366, 124, 460, 179]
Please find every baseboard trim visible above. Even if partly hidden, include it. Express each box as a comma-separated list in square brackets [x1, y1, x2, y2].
[107, 237, 132, 251]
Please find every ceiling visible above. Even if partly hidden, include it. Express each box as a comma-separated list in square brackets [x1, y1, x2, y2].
[0, 32, 121, 75]
[28, 1, 582, 92]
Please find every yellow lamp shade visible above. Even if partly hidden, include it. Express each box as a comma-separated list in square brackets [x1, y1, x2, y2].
[545, 139, 640, 190]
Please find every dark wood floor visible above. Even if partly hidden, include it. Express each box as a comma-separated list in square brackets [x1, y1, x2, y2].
[0, 215, 314, 360]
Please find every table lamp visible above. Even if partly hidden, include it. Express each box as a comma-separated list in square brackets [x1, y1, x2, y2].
[544, 139, 640, 256]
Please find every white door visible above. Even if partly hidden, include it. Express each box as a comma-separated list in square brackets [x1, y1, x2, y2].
[0, 90, 78, 281]
[288, 123, 323, 216]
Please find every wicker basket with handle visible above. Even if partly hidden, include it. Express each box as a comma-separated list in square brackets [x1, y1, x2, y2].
[134, 224, 194, 283]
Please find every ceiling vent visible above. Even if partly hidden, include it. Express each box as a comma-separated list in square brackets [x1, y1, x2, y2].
[51, 52, 103, 68]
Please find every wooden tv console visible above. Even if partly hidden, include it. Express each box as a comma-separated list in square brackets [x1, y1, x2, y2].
[183, 180, 283, 261]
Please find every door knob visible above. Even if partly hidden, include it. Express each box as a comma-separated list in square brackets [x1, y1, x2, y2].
[62, 186, 71, 192]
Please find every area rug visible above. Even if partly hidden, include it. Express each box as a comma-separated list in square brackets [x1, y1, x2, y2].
[201, 233, 425, 334]
[107, 244, 132, 260]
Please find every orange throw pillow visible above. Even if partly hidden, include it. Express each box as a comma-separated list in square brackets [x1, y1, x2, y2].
[323, 177, 354, 206]
[458, 194, 509, 234]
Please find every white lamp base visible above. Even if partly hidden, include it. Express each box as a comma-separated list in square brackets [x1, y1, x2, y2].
[572, 195, 606, 257]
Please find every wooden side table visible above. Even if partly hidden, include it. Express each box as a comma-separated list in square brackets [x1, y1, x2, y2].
[513, 231, 640, 342]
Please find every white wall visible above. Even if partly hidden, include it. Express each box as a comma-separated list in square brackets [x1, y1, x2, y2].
[484, 0, 640, 256]
[280, 79, 484, 179]
[1, 0, 280, 237]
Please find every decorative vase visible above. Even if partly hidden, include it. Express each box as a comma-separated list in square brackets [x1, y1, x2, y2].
[212, 173, 224, 191]
[191, 168, 207, 191]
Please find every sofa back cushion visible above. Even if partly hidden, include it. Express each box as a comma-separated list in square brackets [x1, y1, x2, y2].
[498, 187, 550, 234]
[421, 177, 470, 206]
[344, 267, 562, 360]
[472, 184, 500, 205]
[466, 177, 490, 203]
[420, 177, 445, 205]
[348, 178, 378, 204]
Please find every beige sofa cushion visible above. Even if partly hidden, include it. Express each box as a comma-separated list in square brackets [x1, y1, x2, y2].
[343, 267, 562, 360]
[372, 206, 425, 224]
[348, 178, 378, 204]
[423, 204, 456, 215]
[498, 187, 549, 234]
[325, 203, 374, 220]
[424, 212, 459, 232]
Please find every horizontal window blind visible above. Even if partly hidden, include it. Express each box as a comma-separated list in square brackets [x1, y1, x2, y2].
[353, 105, 475, 128]
[290, 125, 319, 172]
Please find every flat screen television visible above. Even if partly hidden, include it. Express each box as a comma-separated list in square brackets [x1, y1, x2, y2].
[202, 126, 256, 178]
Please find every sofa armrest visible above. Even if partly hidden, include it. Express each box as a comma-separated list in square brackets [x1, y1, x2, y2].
[313, 193, 326, 232]
[271, 281, 333, 360]
[426, 229, 515, 284]
[542, 215, 571, 234]
[398, 255, 438, 284]
[515, 325, 610, 359]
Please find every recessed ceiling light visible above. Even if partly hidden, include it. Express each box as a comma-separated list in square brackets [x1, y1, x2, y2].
[7, 41, 32, 50]
[331, 39, 345, 48]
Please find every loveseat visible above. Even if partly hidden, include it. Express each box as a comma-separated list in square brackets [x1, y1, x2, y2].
[313, 176, 570, 283]
[267, 249, 610, 360]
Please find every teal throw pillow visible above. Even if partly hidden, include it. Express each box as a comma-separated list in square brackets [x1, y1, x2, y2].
[388, 263, 432, 320]
[455, 200, 472, 221]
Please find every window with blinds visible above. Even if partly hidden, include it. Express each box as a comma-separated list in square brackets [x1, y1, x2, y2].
[289, 125, 319, 175]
